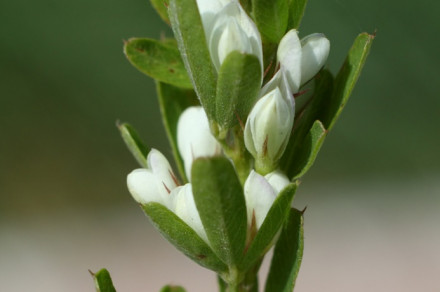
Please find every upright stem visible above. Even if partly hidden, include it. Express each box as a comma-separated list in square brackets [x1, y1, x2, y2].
[215, 125, 253, 185]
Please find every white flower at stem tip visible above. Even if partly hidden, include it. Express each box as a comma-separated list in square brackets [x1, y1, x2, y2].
[177, 106, 222, 180]
[244, 170, 290, 229]
[197, 0, 263, 72]
[127, 149, 178, 208]
[170, 183, 208, 243]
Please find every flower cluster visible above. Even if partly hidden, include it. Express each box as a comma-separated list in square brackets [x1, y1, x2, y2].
[126, 0, 329, 246]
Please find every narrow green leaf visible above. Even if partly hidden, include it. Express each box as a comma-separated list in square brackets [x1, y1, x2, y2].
[124, 38, 192, 89]
[191, 157, 247, 267]
[90, 269, 117, 292]
[143, 203, 228, 272]
[280, 70, 333, 179]
[217, 275, 227, 292]
[160, 285, 186, 292]
[290, 120, 327, 179]
[288, 0, 308, 29]
[216, 51, 261, 133]
[240, 183, 298, 272]
[323, 32, 375, 130]
[149, 0, 170, 25]
[252, 0, 289, 43]
[117, 122, 149, 168]
[265, 208, 304, 292]
[156, 82, 198, 183]
[169, 0, 218, 120]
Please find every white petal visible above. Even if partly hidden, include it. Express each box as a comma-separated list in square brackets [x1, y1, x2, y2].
[244, 87, 294, 161]
[147, 148, 178, 194]
[177, 106, 222, 180]
[264, 170, 290, 194]
[170, 184, 209, 243]
[208, 1, 263, 71]
[196, 0, 231, 41]
[300, 33, 330, 85]
[216, 18, 252, 66]
[277, 29, 302, 93]
[127, 169, 168, 206]
[244, 171, 277, 228]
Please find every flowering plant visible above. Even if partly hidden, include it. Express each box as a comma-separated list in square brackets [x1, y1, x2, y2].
[91, 0, 373, 291]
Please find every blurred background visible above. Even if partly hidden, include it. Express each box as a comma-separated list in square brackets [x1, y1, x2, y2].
[0, 0, 439, 291]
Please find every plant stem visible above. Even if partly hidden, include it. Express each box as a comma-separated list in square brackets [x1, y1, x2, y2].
[215, 124, 252, 185]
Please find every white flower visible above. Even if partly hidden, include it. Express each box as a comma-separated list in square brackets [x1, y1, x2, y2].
[197, 0, 263, 71]
[277, 30, 330, 92]
[264, 170, 291, 194]
[300, 33, 330, 85]
[177, 106, 222, 180]
[127, 149, 209, 243]
[170, 184, 208, 242]
[127, 149, 178, 207]
[277, 29, 303, 94]
[244, 75, 294, 172]
[244, 170, 290, 229]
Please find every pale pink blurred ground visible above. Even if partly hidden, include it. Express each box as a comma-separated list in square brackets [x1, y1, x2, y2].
[1, 175, 439, 292]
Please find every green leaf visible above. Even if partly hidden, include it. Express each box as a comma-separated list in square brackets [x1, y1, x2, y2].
[323, 32, 375, 130]
[216, 51, 261, 134]
[124, 38, 192, 89]
[264, 208, 304, 292]
[90, 269, 117, 292]
[217, 275, 227, 292]
[117, 122, 149, 168]
[142, 203, 228, 272]
[169, 0, 218, 120]
[191, 157, 247, 267]
[290, 120, 327, 180]
[160, 285, 186, 292]
[149, 0, 170, 25]
[280, 69, 333, 179]
[287, 0, 308, 29]
[240, 183, 298, 272]
[252, 0, 289, 43]
[156, 82, 198, 182]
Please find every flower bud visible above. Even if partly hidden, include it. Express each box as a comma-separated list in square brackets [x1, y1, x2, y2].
[177, 106, 222, 180]
[205, 1, 263, 70]
[196, 0, 231, 37]
[277, 29, 302, 93]
[244, 170, 290, 229]
[244, 86, 294, 174]
[127, 149, 178, 207]
[170, 184, 208, 243]
[300, 33, 330, 85]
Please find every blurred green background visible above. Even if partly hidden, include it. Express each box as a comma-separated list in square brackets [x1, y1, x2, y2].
[1, 0, 439, 291]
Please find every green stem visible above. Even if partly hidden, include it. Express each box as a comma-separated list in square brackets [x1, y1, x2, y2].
[214, 124, 253, 185]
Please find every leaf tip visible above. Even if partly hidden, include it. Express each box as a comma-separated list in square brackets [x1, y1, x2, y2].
[88, 269, 95, 277]
[300, 206, 308, 215]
